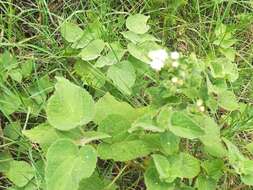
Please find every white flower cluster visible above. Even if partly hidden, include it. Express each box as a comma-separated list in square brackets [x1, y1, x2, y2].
[171, 51, 180, 68]
[147, 50, 180, 71]
[196, 99, 205, 112]
[147, 49, 168, 71]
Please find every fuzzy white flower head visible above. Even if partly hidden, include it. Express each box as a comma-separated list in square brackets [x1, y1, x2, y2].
[147, 49, 168, 71]
[148, 49, 168, 62]
[172, 61, 179, 68]
[196, 99, 203, 107]
[149, 59, 164, 71]
[170, 51, 180, 60]
[199, 106, 205, 112]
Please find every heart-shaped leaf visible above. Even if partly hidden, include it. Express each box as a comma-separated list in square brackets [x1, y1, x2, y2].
[170, 112, 205, 139]
[107, 61, 136, 95]
[126, 14, 150, 34]
[144, 166, 174, 190]
[6, 161, 35, 187]
[79, 39, 105, 61]
[46, 77, 95, 131]
[46, 139, 97, 190]
[61, 22, 83, 43]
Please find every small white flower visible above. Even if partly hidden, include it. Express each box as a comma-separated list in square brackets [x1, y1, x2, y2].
[199, 106, 205, 112]
[171, 77, 178, 83]
[196, 99, 203, 107]
[148, 49, 168, 62]
[172, 61, 179, 68]
[170, 51, 180, 60]
[149, 59, 164, 71]
[147, 49, 168, 71]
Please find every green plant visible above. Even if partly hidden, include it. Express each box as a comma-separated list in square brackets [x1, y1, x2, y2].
[0, 5, 253, 190]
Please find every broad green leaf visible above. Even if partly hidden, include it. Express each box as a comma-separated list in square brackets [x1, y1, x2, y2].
[74, 61, 105, 88]
[121, 31, 159, 44]
[195, 175, 216, 190]
[21, 60, 33, 78]
[225, 61, 239, 82]
[246, 142, 253, 154]
[203, 141, 227, 158]
[219, 47, 236, 61]
[77, 131, 111, 145]
[46, 139, 97, 190]
[23, 123, 82, 152]
[223, 140, 253, 185]
[78, 172, 116, 190]
[217, 90, 238, 111]
[156, 106, 172, 130]
[197, 115, 227, 157]
[0, 89, 21, 115]
[129, 111, 164, 133]
[0, 51, 18, 80]
[4, 122, 21, 140]
[152, 154, 176, 182]
[144, 166, 174, 190]
[209, 58, 225, 78]
[98, 139, 156, 161]
[169, 153, 200, 178]
[71, 20, 104, 49]
[95, 42, 125, 67]
[98, 114, 131, 143]
[240, 160, 253, 185]
[79, 39, 105, 61]
[71, 30, 94, 49]
[127, 42, 160, 64]
[9, 69, 22, 83]
[127, 43, 150, 63]
[170, 112, 205, 139]
[213, 23, 236, 48]
[0, 152, 13, 172]
[6, 161, 34, 187]
[202, 159, 224, 180]
[107, 61, 136, 95]
[94, 93, 147, 124]
[160, 131, 180, 155]
[46, 77, 95, 131]
[206, 77, 227, 94]
[241, 173, 253, 186]
[11, 180, 43, 190]
[126, 14, 150, 34]
[223, 138, 245, 173]
[28, 74, 54, 105]
[61, 22, 83, 42]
